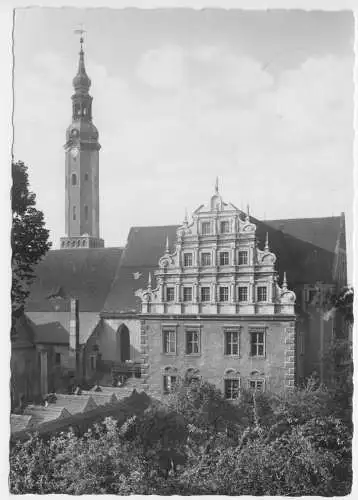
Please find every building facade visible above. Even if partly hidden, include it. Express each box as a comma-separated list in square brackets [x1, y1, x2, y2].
[137, 185, 297, 398]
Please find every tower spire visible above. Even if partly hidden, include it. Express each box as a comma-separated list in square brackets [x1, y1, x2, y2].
[73, 25, 91, 93]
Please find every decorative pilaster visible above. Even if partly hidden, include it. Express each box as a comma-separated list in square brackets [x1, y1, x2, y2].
[284, 322, 296, 389]
[140, 320, 150, 390]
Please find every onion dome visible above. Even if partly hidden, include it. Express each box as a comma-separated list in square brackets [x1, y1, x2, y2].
[72, 48, 91, 93]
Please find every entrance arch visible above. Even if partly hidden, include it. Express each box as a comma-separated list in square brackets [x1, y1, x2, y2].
[116, 324, 130, 362]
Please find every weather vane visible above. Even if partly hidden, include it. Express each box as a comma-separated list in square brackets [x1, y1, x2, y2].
[74, 24, 86, 51]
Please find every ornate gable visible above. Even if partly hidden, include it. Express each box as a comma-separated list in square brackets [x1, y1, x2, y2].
[137, 182, 295, 316]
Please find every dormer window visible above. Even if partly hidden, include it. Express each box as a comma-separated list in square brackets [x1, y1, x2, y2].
[201, 222, 211, 235]
[220, 220, 230, 233]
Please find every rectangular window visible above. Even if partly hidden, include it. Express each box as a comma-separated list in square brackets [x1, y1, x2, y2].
[250, 331, 265, 357]
[238, 251, 248, 265]
[249, 379, 264, 392]
[183, 253, 193, 267]
[55, 352, 61, 365]
[163, 375, 177, 394]
[201, 222, 211, 235]
[163, 330, 176, 354]
[225, 379, 240, 400]
[90, 355, 96, 371]
[186, 331, 200, 354]
[166, 287, 175, 302]
[201, 287, 210, 302]
[183, 287, 193, 302]
[219, 252, 229, 266]
[238, 286, 248, 302]
[257, 286, 267, 302]
[225, 331, 239, 355]
[219, 286, 229, 302]
[201, 253, 211, 266]
[72, 205, 76, 221]
[220, 221, 230, 234]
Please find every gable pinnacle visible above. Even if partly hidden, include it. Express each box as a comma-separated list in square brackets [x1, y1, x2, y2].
[215, 176, 219, 194]
[183, 208, 188, 226]
[165, 235, 169, 254]
[282, 272, 288, 290]
[264, 232, 269, 252]
[148, 272, 152, 290]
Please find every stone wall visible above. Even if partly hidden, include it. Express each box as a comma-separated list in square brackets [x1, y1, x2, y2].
[142, 316, 296, 398]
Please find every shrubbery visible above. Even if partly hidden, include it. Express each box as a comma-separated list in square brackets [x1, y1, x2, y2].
[9, 379, 352, 495]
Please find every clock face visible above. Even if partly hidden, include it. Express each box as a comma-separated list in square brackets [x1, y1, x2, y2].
[71, 147, 79, 159]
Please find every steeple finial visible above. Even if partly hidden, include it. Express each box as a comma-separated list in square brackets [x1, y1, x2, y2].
[264, 232, 269, 252]
[282, 272, 288, 290]
[73, 25, 91, 92]
[148, 272, 152, 290]
[215, 176, 219, 194]
[165, 235, 169, 254]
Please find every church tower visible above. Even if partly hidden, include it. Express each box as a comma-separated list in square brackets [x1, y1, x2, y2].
[60, 33, 104, 249]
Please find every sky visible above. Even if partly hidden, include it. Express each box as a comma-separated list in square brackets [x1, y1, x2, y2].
[13, 7, 354, 275]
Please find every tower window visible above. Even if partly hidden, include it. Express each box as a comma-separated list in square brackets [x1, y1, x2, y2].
[84, 173, 89, 181]
[84, 205, 89, 221]
[73, 206, 76, 221]
[71, 173, 77, 186]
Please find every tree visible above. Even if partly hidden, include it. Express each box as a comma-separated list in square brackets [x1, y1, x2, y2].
[11, 161, 51, 324]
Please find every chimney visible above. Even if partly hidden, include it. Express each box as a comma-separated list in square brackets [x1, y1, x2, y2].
[69, 298, 80, 383]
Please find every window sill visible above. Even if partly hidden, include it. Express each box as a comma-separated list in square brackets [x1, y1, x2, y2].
[184, 353, 201, 357]
[250, 355, 266, 359]
[224, 354, 240, 358]
[162, 352, 177, 356]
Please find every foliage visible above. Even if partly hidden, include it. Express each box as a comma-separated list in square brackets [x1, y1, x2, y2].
[11, 161, 51, 321]
[10, 380, 352, 495]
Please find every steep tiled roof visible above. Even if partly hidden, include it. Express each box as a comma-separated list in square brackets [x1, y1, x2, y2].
[33, 321, 69, 345]
[81, 391, 118, 406]
[102, 218, 341, 314]
[10, 414, 33, 433]
[26, 247, 123, 313]
[49, 394, 98, 415]
[23, 406, 71, 426]
[26, 311, 101, 344]
[103, 226, 179, 314]
[263, 216, 342, 254]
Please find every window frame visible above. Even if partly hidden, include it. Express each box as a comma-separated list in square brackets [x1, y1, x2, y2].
[219, 251, 229, 266]
[224, 378, 240, 400]
[185, 330, 201, 355]
[257, 286, 268, 302]
[163, 374, 177, 394]
[248, 379, 265, 392]
[201, 252, 212, 267]
[166, 287, 175, 302]
[238, 286, 248, 302]
[183, 253, 193, 267]
[183, 287, 193, 302]
[55, 352, 61, 366]
[220, 220, 230, 234]
[224, 330, 240, 356]
[238, 250, 248, 265]
[250, 329, 266, 358]
[201, 221, 211, 235]
[162, 329, 176, 354]
[219, 286, 229, 302]
[200, 287, 211, 302]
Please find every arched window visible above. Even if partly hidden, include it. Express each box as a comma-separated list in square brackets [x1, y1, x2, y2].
[84, 205, 89, 221]
[71, 173, 77, 186]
